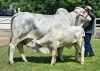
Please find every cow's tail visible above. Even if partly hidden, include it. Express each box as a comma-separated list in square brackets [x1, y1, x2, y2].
[8, 15, 16, 56]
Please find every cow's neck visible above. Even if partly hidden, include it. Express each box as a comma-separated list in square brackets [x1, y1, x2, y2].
[69, 12, 79, 26]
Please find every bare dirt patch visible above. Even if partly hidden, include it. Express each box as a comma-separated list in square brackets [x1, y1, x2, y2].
[0, 29, 11, 45]
[0, 37, 10, 45]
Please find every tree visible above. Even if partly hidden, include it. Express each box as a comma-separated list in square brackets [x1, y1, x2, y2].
[0, 0, 100, 17]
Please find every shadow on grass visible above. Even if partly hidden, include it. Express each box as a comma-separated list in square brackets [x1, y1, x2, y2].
[14, 55, 80, 64]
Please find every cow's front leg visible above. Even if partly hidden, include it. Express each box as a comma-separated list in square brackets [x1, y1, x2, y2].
[57, 46, 64, 62]
[51, 47, 57, 65]
[9, 42, 15, 64]
[17, 42, 28, 62]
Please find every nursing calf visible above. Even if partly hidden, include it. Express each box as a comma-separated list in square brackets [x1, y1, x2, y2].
[30, 26, 85, 65]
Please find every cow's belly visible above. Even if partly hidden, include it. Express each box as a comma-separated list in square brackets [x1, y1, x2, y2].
[59, 37, 76, 46]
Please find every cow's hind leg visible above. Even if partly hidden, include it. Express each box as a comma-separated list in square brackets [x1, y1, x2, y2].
[9, 39, 21, 64]
[57, 46, 64, 62]
[9, 42, 16, 64]
[17, 42, 28, 62]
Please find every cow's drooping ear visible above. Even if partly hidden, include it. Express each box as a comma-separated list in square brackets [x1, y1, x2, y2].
[74, 9, 81, 14]
[74, 7, 82, 14]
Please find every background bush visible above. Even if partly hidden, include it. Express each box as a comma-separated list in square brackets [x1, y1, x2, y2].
[0, 0, 100, 17]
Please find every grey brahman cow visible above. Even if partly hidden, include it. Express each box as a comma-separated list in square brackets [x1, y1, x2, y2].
[9, 7, 91, 64]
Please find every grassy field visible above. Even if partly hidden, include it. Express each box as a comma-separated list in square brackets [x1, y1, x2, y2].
[0, 39, 100, 71]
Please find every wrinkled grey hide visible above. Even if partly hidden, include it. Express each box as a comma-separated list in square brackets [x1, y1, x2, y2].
[9, 7, 91, 64]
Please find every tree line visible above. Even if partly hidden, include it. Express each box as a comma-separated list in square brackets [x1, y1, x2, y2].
[0, 0, 100, 17]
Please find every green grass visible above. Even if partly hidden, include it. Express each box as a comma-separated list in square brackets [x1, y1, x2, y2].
[0, 39, 100, 71]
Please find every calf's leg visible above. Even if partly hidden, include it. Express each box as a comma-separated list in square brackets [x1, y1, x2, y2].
[80, 41, 85, 64]
[78, 38, 85, 64]
[51, 44, 58, 65]
[57, 46, 64, 62]
[74, 43, 80, 62]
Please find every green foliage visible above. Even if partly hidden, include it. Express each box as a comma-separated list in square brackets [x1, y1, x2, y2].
[0, 0, 100, 17]
[0, 39, 100, 71]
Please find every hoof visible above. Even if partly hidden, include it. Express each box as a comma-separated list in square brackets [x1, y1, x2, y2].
[24, 60, 28, 62]
[50, 63, 55, 65]
[81, 62, 84, 64]
[9, 61, 14, 64]
[57, 57, 64, 62]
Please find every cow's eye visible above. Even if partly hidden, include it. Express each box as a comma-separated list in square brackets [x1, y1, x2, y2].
[83, 11, 85, 13]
